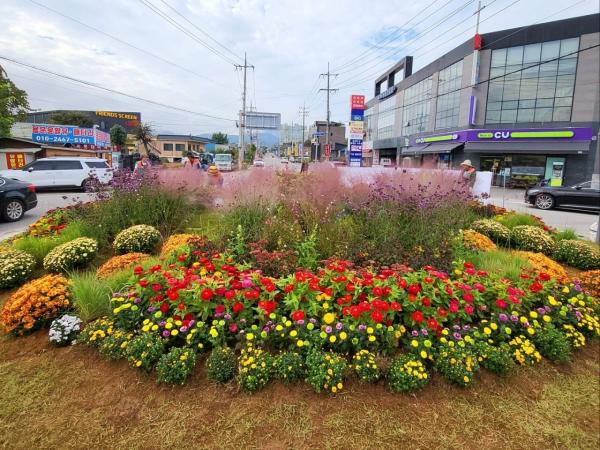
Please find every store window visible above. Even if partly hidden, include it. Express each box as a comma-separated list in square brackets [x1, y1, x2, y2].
[486, 38, 579, 124]
[402, 76, 433, 136]
[364, 107, 375, 140]
[376, 96, 396, 140]
[175, 143, 185, 152]
[163, 143, 173, 151]
[435, 61, 463, 130]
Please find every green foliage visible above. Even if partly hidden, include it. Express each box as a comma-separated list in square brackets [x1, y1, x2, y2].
[206, 346, 237, 383]
[305, 349, 347, 394]
[273, 351, 306, 383]
[387, 355, 430, 393]
[238, 345, 273, 393]
[352, 350, 381, 383]
[510, 226, 555, 255]
[295, 227, 319, 270]
[13, 221, 87, 264]
[125, 333, 166, 372]
[49, 111, 93, 127]
[0, 67, 29, 137]
[98, 328, 134, 360]
[553, 240, 600, 270]
[495, 212, 543, 229]
[434, 345, 480, 387]
[475, 342, 515, 376]
[109, 124, 127, 148]
[113, 224, 162, 254]
[211, 132, 228, 144]
[156, 347, 197, 385]
[468, 249, 531, 281]
[134, 122, 155, 157]
[43, 237, 98, 273]
[471, 219, 511, 245]
[70, 270, 132, 322]
[0, 249, 36, 290]
[224, 200, 272, 245]
[533, 326, 572, 364]
[552, 228, 580, 242]
[229, 225, 246, 260]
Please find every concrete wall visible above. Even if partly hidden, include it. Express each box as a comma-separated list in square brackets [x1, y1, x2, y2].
[572, 32, 600, 123]
[458, 54, 473, 128]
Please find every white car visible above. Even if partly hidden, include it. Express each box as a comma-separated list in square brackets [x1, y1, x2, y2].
[0, 157, 113, 190]
[214, 153, 233, 171]
[280, 157, 289, 164]
[253, 159, 264, 167]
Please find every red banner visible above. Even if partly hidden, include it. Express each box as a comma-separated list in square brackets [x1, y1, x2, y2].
[6, 152, 26, 169]
[350, 95, 365, 110]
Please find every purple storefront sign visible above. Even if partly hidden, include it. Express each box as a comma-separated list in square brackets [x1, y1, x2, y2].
[411, 127, 594, 146]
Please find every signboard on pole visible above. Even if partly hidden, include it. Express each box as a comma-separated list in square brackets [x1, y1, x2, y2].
[31, 124, 111, 147]
[324, 144, 331, 157]
[245, 112, 281, 130]
[348, 94, 366, 167]
[350, 95, 365, 110]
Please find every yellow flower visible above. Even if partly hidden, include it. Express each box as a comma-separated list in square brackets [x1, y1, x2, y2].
[420, 350, 427, 359]
[339, 332, 347, 340]
[323, 313, 335, 325]
[483, 327, 492, 335]
[329, 335, 337, 343]
[246, 333, 254, 341]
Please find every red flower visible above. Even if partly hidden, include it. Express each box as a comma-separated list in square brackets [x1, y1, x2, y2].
[372, 286, 383, 297]
[258, 300, 276, 315]
[229, 323, 238, 333]
[412, 311, 424, 323]
[225, 290, 236, 300]
[529, 281, 543, 293]
[391, 301, 402, 311]
[345, 283, 355, 292]
[408, 284, 421, 295]
[437, 307, 448, 317]
[215, 304, 225, 314]
[449, 299, 459, 313]
[424, 276, 434, 284]
[371, 310, 384, 323]
[133, 265, 144, 276]
[539, 273, 551, 281]
[151, 283, 162, 292]
[200, 288, 214, 301]
[463, 262, 474, 269]
[349, 305, 361, 319]
[421, 296, 431, 307]
[244, 290, 260, 300]
[463, 293, 474, 303]
[445, 286, 454, 296]
[232, 302, 244, 313]
[291, 310, 305, 321]
[177, 303, 185, 311]
[495, 299, 507, 309]
[427, 318, 439, 330]
[160, 303, 169, 313]
[398, 278, 408, 289]
[167, 289, 179, 301]
[139, 279, 149, 288]
[464, 304, 474, 315]
[215, 287, 227, 296]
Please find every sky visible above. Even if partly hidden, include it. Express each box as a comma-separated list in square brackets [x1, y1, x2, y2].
[0, 0, 598, 137]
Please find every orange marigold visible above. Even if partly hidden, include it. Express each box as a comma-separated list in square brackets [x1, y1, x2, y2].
[463, 229, 497, 251]
[0, 274, 71, 335]
[96, 253, 149, 279]
[160, 234, 200, 258]
[513, 251, 568, 283]
[576, 270, 600, 298]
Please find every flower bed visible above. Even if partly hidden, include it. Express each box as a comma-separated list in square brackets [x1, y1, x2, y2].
[576, 270, 600, 298]
[553, 240, 600, 271]
[462, 230, 497, 251]
[514, 251, 568, 283]
[114, 225, 162, 254]
[43, 237, 98, 273]
[96, 253, 149, 279]
[77, 253, 599, 391]
[0, 249, 36, 290]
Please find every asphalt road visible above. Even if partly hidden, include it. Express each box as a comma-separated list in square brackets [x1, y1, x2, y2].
[0, 191, 93, 241]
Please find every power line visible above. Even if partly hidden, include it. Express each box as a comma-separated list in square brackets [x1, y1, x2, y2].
[319, 63, 339, 159]
[25, 0, 230, 89]
[138, 0, 239, 66]
[0, 55, 237, 122]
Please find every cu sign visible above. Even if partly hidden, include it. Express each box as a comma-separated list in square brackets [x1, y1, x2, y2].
[477, 131, 510, 139]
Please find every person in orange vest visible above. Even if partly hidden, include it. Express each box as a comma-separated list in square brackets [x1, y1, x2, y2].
[207, 164, 223, 187]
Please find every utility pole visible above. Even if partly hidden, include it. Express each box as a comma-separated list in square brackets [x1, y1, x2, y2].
[299, 103, 309, 159]
[235, 52, 254, 170]
[319, 62, 338, 161]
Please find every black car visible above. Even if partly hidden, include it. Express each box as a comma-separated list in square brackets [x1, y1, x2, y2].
[526, 180, 600, 211]
[0, 176, 38, 222]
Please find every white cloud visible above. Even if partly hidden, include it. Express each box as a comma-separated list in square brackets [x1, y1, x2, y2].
[0, 0, 598, 136]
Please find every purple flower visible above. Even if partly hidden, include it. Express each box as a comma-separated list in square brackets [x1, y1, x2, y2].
[499, 313, 508, 322]
[544, 305, 551, 313]
[159, 321, 166, 327]
[133, 298, 141, 304]
[537, 307, 545, 315]
[147, 306, 156, 313]
[297, 319, 305, 326]
[241, 278, 253, 288]
[453, 325, 460, 330]
[453, 332, 462, 340]
[325, 326, 332, 334]
[224, 314, 232, 321]
[358, 324, 367, 332]
[510, 315, 518, 322]
[189, 320, 195, 327]
[411, 330, 419, 337]
[575, 311, 583, 320]
[336, 322, 343, 330]
[309, 318, 317, 324]
[240, 318, 247, 324]
[180, 326, 188, 333]
[162, 330, 170, 337]
[463, 325, 471, 331]
[421, 329, 428, 336]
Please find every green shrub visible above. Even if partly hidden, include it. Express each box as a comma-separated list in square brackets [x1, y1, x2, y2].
[495, 212, 544, 229]
[510, 226, 555, 255]
[156, 347, 197, 385]
[0, 249, 36, 290]
[273, 351, 306, 383]
[70, 270, 131, 322]
[533, 326, 571, 364]
[352, 349, 381, 383]
[471, 219, 511, 245]
[43, 237, 98, 273]
[387, 355, 430, 393]
[553, 240, 600, 270]
[475, 342, 515, 376]
[125, 333, 166, 371]
[305, 349, 347, 394]
[435, 346, 480, 387]
[238, 345, 273, 393]
[295, 227, 319, 270]
[206, 347, 237, 383]
[552, 228, 580, 242]
[113, 225, 162, 254]
[13, 221, 87, 264]
[98, 328, 134, 360]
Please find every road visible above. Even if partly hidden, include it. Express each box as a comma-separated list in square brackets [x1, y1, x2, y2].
[489, 186, 597, 240]
[0, 192, 93, 241]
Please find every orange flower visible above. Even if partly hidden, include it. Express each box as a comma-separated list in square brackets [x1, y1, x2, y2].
[463, 229, 497, 251]
[514, 251, 568, 283]
[97, 253, 149, 279]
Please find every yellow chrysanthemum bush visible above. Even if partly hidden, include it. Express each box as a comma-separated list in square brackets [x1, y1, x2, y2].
[462, 229, 497, 251]
[514, 251, 568, 283]
[510, 225, 555, 255]
[553, 240, 600, 270]
[0, 249, 36, 290]
[96, 253, 149, 279]
[43, 237, 98, 273]
[113, 225, 161, 254]
[0, 274, 71, 335]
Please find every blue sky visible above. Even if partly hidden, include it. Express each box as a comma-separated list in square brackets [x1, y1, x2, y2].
[0, 0, 597, 136]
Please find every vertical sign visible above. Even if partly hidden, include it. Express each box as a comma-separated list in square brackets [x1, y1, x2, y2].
[5, 153, 26, 169]
[324, 144, 331, 157]
[348, 95, 365, 167]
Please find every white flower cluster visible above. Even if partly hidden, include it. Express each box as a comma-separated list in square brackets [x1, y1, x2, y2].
[0, 249, 36, 290]
[113, 224, 162, 254]
[43, 237, 98, 273]
[49, 314, 82, 346]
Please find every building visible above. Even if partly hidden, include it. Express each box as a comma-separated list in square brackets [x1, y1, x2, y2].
[365, 13, 599, 187]
[26, 110, 142, 133]
[309, 121, 347, 160]
[139, 134, 213, 162]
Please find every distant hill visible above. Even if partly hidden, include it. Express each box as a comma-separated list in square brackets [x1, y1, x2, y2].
[199, 133, 279, 147]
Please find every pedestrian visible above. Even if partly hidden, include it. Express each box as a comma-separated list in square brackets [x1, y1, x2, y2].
[133, 154, 150, 177]
[207, 164, 224, 187]
[459, 159, 477, 190]
[183, 152, 200, 169]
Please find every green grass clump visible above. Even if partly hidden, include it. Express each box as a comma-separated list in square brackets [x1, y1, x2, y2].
[468, 249, 531, 281]
[553, 228, 580, 242]
[495, 213, 543, 229]
[13, 221, 88, 264]
[69, 269, 132, 321]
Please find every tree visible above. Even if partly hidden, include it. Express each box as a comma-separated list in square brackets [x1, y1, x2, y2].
[0, 66, 30, 138]
[245, 144, 256, 162]
[49, 111, 93, 127]
[134, 122, 156, 157]
[109, 124, 127, 154]
[211, 132, 228, 144]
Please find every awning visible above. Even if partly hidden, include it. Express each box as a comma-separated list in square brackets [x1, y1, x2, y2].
[464, 141, 591, 154]
[402, 142, 463, 155]
[0, 148, 41, 154]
